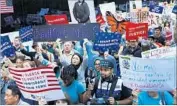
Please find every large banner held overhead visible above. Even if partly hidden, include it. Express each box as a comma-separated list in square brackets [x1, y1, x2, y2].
[126, 22, 148, 40]
[0, 35, 16, 57]
[119, 56, 176, 91]
[93, 32, 121, 53]
[9, 67, 65, 101]
[32, 23, 100, 41]
[142, 46, 176, 59]
[44, 15, 69, 25]
[19, 26, 33, 43]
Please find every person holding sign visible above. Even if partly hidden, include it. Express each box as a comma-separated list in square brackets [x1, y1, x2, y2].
[84, 59, 132, 105]
[154, 26, 165, 46]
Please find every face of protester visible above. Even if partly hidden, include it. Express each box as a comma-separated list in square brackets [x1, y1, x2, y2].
[23, 62, 31, 68]
[94, 59, 101, 71]
[16, 58, 23, 68]
[155, 29, 161, 37]
[64, 42, 72, 53]
[14, 38, 20, 48]
[100, 67, 113, 79]
[78, 0, 83, 3]
[62, 76, 74, 87]
[5, 89, 19, 105]
[147, 91, 158, 98]
[129, 40, 138, 48]
[56, 100, 68, 105]
[71, 55, 81, 65]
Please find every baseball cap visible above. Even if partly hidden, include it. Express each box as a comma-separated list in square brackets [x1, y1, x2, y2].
[100, 60, 114, 69]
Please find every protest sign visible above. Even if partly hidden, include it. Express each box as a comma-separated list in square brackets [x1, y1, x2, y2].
[32, 23, 100, 42]
[19, 26, 33, 43]
[172, 5, 177, 14]
[9, 67, 65, 101]
[149, 5, 164, 14]
[129, 0, 142, 12]
[68, 0, 96, 24]
[38, 8, 49, 16]
[99, 2, 116, 21]
[44, 15, 68, 25]
[141, 46, 176, 59]
[4, 15, 14, 26]
[95, 7, 105, 25]
[93, 32, 121, 53]
[0, 35, 16, 57]
[126, 22, 148, 40]
[148, 12, 162, 28]
[119, 55, 176, 91]
[26, 14, 43, 24]
[0, 31, 19, 42]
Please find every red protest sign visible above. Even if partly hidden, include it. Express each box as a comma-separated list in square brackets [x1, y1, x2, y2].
[45, 14, 68, 25]
[126, 22, 148, 41]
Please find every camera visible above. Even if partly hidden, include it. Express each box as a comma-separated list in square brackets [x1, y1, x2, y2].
[89, 98, 110, 105]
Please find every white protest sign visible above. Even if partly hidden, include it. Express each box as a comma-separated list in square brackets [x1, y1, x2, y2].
[148, 12, 163, 28]
[99, 2, 116, 21]
[119, 56, 176, 91]
[1, 31, 19, 42]
[141, 46, 176, 59]
[119, 55, 176, 91]
[129, 0, 142, 12]
[9, 67, 65, 101]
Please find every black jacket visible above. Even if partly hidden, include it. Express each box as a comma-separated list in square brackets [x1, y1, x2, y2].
[122, 46, 142, 57]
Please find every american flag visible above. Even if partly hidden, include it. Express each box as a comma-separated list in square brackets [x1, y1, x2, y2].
[0, 0, 14, 14]
[9, 67, 64, 101]
[95, 7, 105, 25]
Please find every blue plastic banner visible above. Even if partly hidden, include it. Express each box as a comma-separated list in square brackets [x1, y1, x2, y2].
[1, 35, 15, 57]
[149, 5, 164, 14]
[19, 26, 33, 42]
[93, 32, 121, 53]
[32, 23, 100, 41]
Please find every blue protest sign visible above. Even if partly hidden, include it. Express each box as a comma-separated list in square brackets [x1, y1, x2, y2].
[172, 5, 177, 14]
[39, 8, 49, 16]
[19, 26, 33, 42]
[32, 23, 100, 41]
[1, 35, 15, 57]
[149, 5, 164, 14]
[93, 32, 121, 53]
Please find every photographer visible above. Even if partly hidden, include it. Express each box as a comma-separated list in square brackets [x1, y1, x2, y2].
[83, 59, 133, 105]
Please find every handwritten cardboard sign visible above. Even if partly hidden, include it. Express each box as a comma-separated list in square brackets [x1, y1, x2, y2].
[119, 55, 176, 91]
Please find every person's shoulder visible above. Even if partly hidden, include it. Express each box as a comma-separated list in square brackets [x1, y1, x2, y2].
[138, 91, 148, 97]
[18, 99, 30, 105]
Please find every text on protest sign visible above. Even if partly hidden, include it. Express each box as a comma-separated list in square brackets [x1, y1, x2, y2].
[32, 23, 100, 41]
[119, 56, 176, 91]
[141, 46, 176, 59]
[19, 26, 33, 43]
[149, 5, 164, 14]
[126, 22, 148, 40]
[44, 15, 68, 25]
[9, 67, 65, 101]
[93, 32, 121, 53]
[0, 35, 16, 57]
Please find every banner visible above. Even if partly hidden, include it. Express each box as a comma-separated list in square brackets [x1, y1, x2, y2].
[19, 26, 33, 42]
[141, 46, 176, 59]
[32, 23, 100, 41]
[9, 67, 65, 101]
[0, 35, 15, 57]
[119, 55, 176, 91]
[149, 5, 164, 14]
[126, 22, 148, 40]
[93, 32, 121, 53]
[44, 15, 68, 25]
[4, 15, 14, 26]
[68, 0, 96, 24]
[26, 14, 42, 24]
